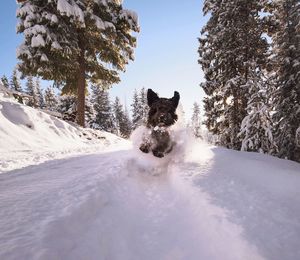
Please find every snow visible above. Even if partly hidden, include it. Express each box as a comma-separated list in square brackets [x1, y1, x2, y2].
[51, 14, 58, 24]
[57, 0, 85, 26]
[31, 34, 45, 47]
[17, 43, 32, 58]
[1, 97, 300, 259]
[120, 9, 139, 29]
[51, 41, 62, 50]
[41, 54, 49, 62]
[24, 24, 47, 37]
[0, 94, 128, 173]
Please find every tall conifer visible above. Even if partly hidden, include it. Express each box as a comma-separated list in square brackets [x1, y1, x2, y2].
[17, 0, 139, 127]
[272, 0, 300, 161]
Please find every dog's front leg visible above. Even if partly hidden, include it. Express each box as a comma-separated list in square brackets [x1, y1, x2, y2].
[139, 141, 151, 153]
[152, 147, 165, 158]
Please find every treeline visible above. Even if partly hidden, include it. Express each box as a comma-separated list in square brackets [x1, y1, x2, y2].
[198, 0, 300, 162]
[1, 74, 145, 139]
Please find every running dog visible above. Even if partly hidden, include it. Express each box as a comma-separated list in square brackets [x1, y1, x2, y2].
[139, 89, 180, 158]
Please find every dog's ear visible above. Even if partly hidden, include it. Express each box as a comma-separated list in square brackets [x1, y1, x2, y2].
[147, 89, 159, 106]
[171, 91, 180, 109]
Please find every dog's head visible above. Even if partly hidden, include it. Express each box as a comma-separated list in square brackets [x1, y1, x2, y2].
[147, 89, 180, 128]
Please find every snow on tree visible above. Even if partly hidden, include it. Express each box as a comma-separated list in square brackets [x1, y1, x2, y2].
[130, 87, 148, 129]
[91, 85, 114, 132]
[10, 69, 22, 92]
[199, 0, 269, 149]
[44, 86, 58, 111]
[113, 96, 131, 138]
[57, 94, 95, 126]
[191, 102, 202, 138]
[239, 74, 275, 153]
[1, 75, 9, 89]
[271, 0, 300, 162]
[113, 97, 122, 136]
[25, 76, 39, 107]
[57, 95, 77, 123]
[84, 97, 96, 128]
[35, 78, 44, 108]
[121, 107, 132, 138]
[139, 87, 149, 125]
[131, 89, 142, 130]
[17, 0, 139, 127]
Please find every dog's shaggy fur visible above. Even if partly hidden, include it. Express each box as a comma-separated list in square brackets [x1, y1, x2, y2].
[139, 89, 180, 158]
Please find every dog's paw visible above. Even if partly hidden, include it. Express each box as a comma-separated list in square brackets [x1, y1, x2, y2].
[139, 143, 150, 153]
[152, 150, 164, 158]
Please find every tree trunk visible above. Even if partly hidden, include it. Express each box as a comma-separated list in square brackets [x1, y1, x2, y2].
[76, 49, 85, 127]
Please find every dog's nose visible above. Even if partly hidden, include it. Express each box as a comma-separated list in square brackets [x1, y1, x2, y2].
[159, 114, 166, 121]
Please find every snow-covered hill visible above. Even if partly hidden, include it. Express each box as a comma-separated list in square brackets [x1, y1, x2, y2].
[0, 93, 300, 260]
[0, 93, 129, 173]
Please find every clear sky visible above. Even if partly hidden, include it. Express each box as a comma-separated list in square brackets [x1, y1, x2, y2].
[0, 0, 207, 119]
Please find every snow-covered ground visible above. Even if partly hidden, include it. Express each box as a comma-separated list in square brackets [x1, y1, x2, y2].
[0, 93, 128, 173]
[0, 96, 300, 260]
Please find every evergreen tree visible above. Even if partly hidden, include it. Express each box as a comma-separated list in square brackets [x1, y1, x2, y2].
[85, 96, 96, 128]
[57, 95, 77, 122]
[139, 87, 148, 125]
[113, 97, 131, 138]
[10, 69, 22, 92]
[272, 0, 300, 162]
[35, 79, 44, 108]
[1, 75, 9, 88]
[25, 76, 39, 107]
[121, 107, 132, 138]
[44, 86, 58, 111]
[191, 102, 202, 138]
[91, 85, 114, 132]
[113, 97, 123, 136]
[17, 0, 139, 127]
[239, 75, 274, 153]
[199, 0, 269, 149]
[131, 89, 142, 129]
[130, 87, 148, 129]
[57, 94, 95, 126]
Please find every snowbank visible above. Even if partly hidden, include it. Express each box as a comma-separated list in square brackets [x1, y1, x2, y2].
[0, 94, 129, 173]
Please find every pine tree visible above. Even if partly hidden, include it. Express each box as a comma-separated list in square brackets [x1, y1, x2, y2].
[57, 94, 95, 126]
[10, 69, 22, 92]
[44, 86, 58, 111]
[25, 76, 39, 107]
[272, 0, 300, 162]
[139, 87, 149, 125]
[1, 75, 9, 88]
[35, 79, 44, 108]
[239, 75, 274, 153]
[199, 0, 269, 149]
[131, 89, 142, 129]
[113, 97, 131, 138]
[57, 95, 77, 122]
[121, 107, 132, 138]
[113, 97, 123, 136]
[91, 85, 114, 132]
[191, 102, 202, 138]
[17, 0, 139, 127]
[84, 96, 96, 128]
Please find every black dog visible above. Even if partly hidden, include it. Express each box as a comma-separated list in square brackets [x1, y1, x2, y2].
[139, 89, 180, 158]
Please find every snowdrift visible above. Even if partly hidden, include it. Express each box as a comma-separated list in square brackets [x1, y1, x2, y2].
[0, 93, 129, 173]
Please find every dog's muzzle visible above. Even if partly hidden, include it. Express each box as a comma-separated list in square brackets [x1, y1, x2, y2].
[158, 114, 168, 124]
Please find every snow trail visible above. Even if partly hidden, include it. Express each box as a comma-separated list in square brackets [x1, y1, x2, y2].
[0, 146, 265, 260]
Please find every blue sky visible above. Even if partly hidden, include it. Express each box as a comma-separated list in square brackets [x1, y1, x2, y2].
[0, 0, 207, 119]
